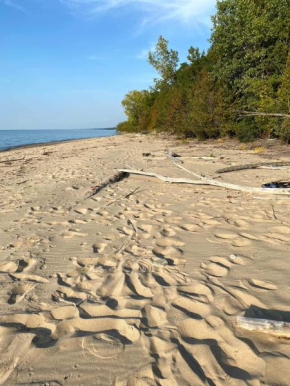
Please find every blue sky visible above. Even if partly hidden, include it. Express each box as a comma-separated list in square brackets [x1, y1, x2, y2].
[0, 0, 216, 130]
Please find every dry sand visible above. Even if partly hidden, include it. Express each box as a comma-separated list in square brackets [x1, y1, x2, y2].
[1, 134, 290, 385]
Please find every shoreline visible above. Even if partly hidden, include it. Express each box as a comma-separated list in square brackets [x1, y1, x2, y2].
[0, 132, 118, 153]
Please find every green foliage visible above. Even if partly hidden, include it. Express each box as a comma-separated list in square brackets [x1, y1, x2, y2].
[148, 36, 179, 88]
[116, 121, 135, 133]
[118, 2, 290, 142]
[119, 89, 155, 133]
[211, 0, 290, 138]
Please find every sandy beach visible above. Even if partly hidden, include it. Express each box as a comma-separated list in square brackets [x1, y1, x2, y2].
[1, 133, 290, 385]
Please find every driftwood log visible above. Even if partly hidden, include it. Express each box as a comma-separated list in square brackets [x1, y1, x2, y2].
[237, 316, 290, 338]
[87, 171, 128, 198]
[118, 169, 205, 185]
[217, 162, 290, 174]
[119, 168, 290, 195]
[167, 154, 290, 195]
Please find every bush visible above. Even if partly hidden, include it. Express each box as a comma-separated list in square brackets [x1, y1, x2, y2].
[116, 121, 135, 133]
[235, 120, 260, 142]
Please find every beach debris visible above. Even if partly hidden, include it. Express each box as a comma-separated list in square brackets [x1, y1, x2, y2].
[261, 181, 290, 189]
[230, 254, 237, 260]
[217, 161, 290, 174]
[87, 171, 128, 198]
[142, 152, 151, 157]
[119, 168, 290, 195]
[237, 316, 290, 338]
[167, 150, 181, 158]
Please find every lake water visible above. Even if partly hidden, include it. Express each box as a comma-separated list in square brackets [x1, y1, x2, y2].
[0, 129, 117, 151]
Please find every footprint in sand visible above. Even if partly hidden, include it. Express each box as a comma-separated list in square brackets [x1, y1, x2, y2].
[137, 224, 153, 233]
[231, 238, 252, 247]
[0, 261, 19, 273]
[155, 238, 184, 247]
[160, 227, 176, 237]
[172, 297, 211, 319]
[202, 261, 229, 277]
[8, 282, 37, 304]
[248, 279, 277, 290]
[74, 207, 88, 215]
[238, 232, 259, 241]
[178, 282, 214, 303]
[264, 233, 290, 243]
[271, 226, 290, 234]
[214, 232, 238, 240]
[152, 246, 183, 261]
[92, 242, 107, 253]
[10, 273, 50, 284]
[179, 224, 201, 232]
[62, 229, 88, 238]
[233, 219, 249, 228]
[177, 317, 265, 381]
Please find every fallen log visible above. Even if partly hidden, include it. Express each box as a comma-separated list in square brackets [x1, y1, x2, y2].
[87, 171, 128, 198]
[118, 169, 205, 185]
[167, 155, 290, 195]
[217, 162, 290, 174]
[237, 316, 290, 338]
[118, 168, 290, 195]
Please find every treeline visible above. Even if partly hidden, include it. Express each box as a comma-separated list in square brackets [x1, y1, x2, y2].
[117, 0, 290, 142]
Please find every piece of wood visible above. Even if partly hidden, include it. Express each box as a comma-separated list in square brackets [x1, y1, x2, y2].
[118, 169, 205, 185]
[119, 168, 290, 195]
[0, 158, 24, 164]
[167, 150, 181, 158]
[237, 316, 290, 338]
[167, 156, 290, 195]
[217, 162, 290, 174]
[87, 171, 128, 198]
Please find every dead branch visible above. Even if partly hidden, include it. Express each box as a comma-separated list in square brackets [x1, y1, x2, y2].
[168, 156, 290, 195]
[105, 187, 141, 207]
[118, 169, 205, 185]
[236, 110, 290, 119]
[237, 316, 290, 338]
[217, 162, 290, 174]
[0, 158, 24, 164]
[87, 171, 128, 199]
[119, 168, 290, 195]
[124, 187, 141, 199]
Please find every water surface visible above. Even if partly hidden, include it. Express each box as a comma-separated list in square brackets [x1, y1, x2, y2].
[0, 129, 116, 151]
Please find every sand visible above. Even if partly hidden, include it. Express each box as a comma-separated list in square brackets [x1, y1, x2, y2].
[0, 133, 290, 385]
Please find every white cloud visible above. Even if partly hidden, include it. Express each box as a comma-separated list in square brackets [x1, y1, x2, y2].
[3, 0, 27, 13]
[59, 0, 216, 25]
[137, 42, 155, 59]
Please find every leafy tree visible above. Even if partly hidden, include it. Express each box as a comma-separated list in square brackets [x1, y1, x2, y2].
[118, 1, 290, 142]
[118, 90, 155, 133]
[278, 51, 290, 141]
[211, 0, 290, 139]
[148, 36, 179, 88]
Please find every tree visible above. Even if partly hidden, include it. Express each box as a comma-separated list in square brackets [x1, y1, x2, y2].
[211, 0, 290, 139]
[119, 90, 155, 133]
[278, 51, 290, 141]
[148, 36, 179, 88]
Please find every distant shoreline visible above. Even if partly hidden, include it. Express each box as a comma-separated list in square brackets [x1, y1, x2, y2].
[0, 132, 118, 153]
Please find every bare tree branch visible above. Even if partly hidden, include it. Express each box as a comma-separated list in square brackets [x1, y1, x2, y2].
[235, 110, 290, 119]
